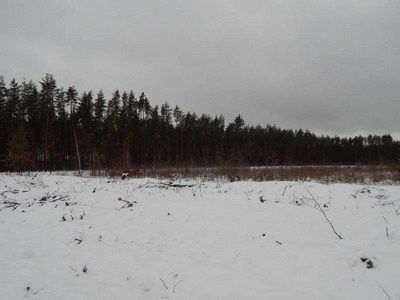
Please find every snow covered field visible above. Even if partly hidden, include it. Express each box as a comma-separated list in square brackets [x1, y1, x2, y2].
[1, 173, 400, 300]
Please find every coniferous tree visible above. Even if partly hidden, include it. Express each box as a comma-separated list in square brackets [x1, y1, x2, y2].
[77, 91, 93, 168]
[160, 102, 172, 164]
[92, 90, 106, 168]
[105, 90, 121, 167]
[66, 86, 81, 172]
[7, 122, 34, 172]
[1, 74, 399, 170]
[39, 74, 57, 171]
[5, 79, 21, 142]
[0, 76, 7, 168]
[21, 80, 40, 166]
[54, 87, 68, 169]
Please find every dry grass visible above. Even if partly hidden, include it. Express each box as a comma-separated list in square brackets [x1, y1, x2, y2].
[104, 165, 400, 185]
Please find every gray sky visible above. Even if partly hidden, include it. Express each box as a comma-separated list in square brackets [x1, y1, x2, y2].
[1, 0, 400, 139]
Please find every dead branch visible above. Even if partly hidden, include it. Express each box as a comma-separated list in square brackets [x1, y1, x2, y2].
[376, 281, 392, 300]
[160, 278, 168, 290]
[282, 184, 289, 196]
[1, 189, 19, 197]
[33, 288, 45, 295]
[118, 197, 135, 207]
[151, 182, 196, 188]
[69, 266, 77, 272]
[173, 280, 183, 293]
[2, 200, 21, 209]
[186, 213, 193, 223]
[304, 187, 343, 240]
[50, 195, 69, 202]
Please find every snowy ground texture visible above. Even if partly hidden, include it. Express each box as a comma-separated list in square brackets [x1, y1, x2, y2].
[1, 173, 400, 300]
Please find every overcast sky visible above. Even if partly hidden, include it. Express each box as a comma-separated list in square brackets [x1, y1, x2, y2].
[1, 0, 399, 139]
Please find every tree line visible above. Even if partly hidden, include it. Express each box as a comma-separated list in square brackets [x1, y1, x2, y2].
[0, 74, 399, 172]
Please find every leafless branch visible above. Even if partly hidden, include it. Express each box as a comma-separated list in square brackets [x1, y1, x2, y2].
[69, 266, 77, 272]
[160, 278, 168, 290]
[33, 288, 45, 295]
[282, 184, 289, 196]
[377, 281, 392, 300]
[152, 182, 196, 188]
[173, 280, 183, 293]
[186, 213, 193, 223]
[117, 197, 135, 207]
[304, 187, 343, 240]
[2, 200, 21, 209]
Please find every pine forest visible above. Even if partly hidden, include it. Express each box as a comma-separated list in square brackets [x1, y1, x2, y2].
[0, 74, 399, 172]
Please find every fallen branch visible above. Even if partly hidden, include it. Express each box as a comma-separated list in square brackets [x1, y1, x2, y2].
[2, 200, 21, 209]
[282, 184, 289, 196]
[33, 288, 45, 295]
[186, 213, 193, 223]
[376, 281, 392, 300]
[173, 279, 183, 293]
[51, 195, 69, 202]
[1, 189, 19, 197]
[160, 278, 168, 290]
[149, 182, 196, 188]
[304, 187, 343, 240]
[118, 197, 135, 207]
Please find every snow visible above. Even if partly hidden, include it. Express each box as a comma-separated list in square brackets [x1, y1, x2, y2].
[1, 173, 400, 299]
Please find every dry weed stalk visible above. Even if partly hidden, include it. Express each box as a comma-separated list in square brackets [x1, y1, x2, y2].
[304, 187, 343, 240]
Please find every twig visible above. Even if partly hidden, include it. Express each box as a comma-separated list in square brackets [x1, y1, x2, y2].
[153, 182, 196, 188]
[81, 224, 86, 240]
[376, 281, 392, 300]
[69, 266, 77, 272]
[118, 197, 135, 207]
[1, 189, 19, 196]
[186, 213, 192, 223]
[282, 184, 289, 196]
[160, 278, 168, 290]
[50, 195, 69, 202]
[2, 201, 21, 209]
[304, 187, 343, 240]
[173, 279, 184, 293]
[33, 288, 45, 295]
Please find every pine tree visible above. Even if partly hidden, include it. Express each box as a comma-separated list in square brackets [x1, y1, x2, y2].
[5, 79, 21, 139]
[77, 91, 93, 168]
[39, 74, 57, 171]
[160, 102, 172, 164]
[21, 79, 40, 168]
[0, 76, 8, 168]
[92, 90, 106, 168]
[7, 122, 34, 172]
[105, 90, 121, 167]
[66, 86, 81, 172]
